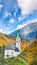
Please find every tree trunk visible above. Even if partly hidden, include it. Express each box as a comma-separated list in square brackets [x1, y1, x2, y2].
[2, 46, 5, 65]
[3, 46, 4, 61]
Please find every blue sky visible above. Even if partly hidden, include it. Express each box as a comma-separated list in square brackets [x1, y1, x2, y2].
[0, 0, 37, 34]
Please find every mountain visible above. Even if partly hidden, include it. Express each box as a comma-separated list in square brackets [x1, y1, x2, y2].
[26, 31, 37, 40]
[8, 22, 37, 40]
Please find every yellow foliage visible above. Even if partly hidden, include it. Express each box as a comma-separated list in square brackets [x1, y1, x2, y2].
[27, 40, 37, 65]
[0, 33, 9, 47]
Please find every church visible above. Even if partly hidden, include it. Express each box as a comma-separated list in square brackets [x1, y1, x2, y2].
[4, 32, 21, 58]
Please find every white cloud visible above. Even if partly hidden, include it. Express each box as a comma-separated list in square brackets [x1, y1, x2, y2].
[4, 12, 11, 18]
[18, 15, 25, 21]
[0, 29, 3, 33]
[0, 4, 3, 11]
[17, 24, 26, 30]
[26, 19, 37, 25]
[17, 0, 37, 15]
[0, 27, 10, 34]
[4, 27, 10, 30]
[14, 12, 16, 17]
[9, 18, 15, 24]
[6, 29, 16, 34]
[0, 4, 3, 8]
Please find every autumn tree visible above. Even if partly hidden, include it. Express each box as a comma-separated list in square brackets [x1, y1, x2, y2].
[27, 40, 37, 65]
[0, 33, 9, 62]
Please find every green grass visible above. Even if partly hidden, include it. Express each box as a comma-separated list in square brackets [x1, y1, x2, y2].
[0, 53, 27, 65]
[5, 57, 27, 65]
[0, 53, 3, 65]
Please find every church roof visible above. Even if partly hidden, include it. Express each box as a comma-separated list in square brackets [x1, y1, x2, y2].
[5, 43, 16, 50]
[5, 43, 20, 52]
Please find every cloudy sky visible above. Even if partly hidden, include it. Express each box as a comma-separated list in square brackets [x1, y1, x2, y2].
[0, 0, 37, 34]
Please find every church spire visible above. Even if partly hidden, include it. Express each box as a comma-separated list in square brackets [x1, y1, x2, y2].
[16, 32, 21, 52]
[16, 32, 20, 40]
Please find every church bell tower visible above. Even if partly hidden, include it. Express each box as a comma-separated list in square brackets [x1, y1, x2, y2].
[16, 32, 21, 51]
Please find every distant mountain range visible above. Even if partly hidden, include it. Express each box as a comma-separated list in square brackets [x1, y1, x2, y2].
[8, 22, 37, 40]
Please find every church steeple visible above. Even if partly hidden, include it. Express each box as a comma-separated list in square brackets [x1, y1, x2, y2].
[16, 32, 21, 51]
[16, 32, 20, 40]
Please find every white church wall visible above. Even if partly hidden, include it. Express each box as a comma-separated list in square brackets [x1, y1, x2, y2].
[4, 50, 15, 58]
[4, 50, 20, 58]
[13, 51, 20, 57]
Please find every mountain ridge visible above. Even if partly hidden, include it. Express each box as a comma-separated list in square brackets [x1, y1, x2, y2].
[7, 22, 37, 40]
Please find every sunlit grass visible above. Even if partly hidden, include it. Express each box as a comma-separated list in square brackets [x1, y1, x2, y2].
[0, 53, 27, 65]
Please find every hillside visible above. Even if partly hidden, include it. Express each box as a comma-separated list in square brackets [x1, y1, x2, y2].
[0, 33, 9, 47]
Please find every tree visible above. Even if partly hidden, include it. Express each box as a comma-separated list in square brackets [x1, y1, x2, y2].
[27, 40, 37, 65]
[0, 33, 9, 63]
